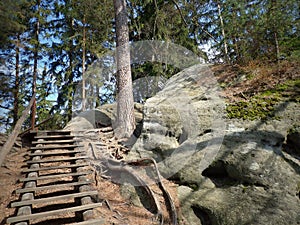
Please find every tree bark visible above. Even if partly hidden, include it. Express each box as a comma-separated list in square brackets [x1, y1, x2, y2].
[113, 0, 135, 139]
[217, 2, 229, 63]
[82, 15, 86, 111]
[67, 18, 75, 122]
[13, 34, 20, 126]
[0, 94, 36, 166]
[31, 0, 40, 129]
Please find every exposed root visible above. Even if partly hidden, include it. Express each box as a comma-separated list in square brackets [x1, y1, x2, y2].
[86, 128, 178, 225]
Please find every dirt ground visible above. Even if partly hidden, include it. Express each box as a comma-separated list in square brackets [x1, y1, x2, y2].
[0, 146, 28, 225]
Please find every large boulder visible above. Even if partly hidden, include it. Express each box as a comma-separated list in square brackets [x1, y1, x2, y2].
[126, 64, 300, 225]
[127, 64, 226, 175]
[64, 103, 144, 131]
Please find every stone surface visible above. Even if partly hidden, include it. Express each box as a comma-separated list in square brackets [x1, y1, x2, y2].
[64, 64, 300, 225]
[285, 125, 300, 157]
[125, 64, 300, 225]
[64, 103, 144, 131]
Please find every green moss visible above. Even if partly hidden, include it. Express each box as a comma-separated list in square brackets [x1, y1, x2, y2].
[226, 97, 278, 120]
[226, 78, 299, 120]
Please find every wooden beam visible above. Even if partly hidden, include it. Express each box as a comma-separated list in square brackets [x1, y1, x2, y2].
[11, 191, 98, 207]
[7, 202, 103, 223]
[0, 94, 36, 166]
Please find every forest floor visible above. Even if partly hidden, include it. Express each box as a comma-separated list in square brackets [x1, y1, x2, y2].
[212, 60, 300, 120]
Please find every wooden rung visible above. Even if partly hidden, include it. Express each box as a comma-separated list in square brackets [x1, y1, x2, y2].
[30, 145, 83, 150]
[69, 218, 105, 225]
[19, 171, 92, 182]
[31, 130, 71, 133]
[34, 135, 75, 139]
[11, 191, 98, 207]
[7, 202, 103, 224]
[26, 156, 88, 164]
[22, 163, 89, 173]
[32, 140, 78, 144]
[29, 150, 85, 157]
[16, 181, 92, 194]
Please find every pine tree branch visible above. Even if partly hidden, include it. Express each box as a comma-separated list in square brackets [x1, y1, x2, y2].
[171, 0, 188, 26]
[0, 105, 12, 110]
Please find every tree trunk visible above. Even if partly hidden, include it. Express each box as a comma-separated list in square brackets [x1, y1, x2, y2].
[217, 2, 229, 63]
[82, 15, 86, 111]
[31, 0, 40, 129]
[13, 34, 20, 126]
[274, 31, 280, 61]
[113, 0, 136, 139]
[0, 94, 36, 166]
[67, 18, 75, 122]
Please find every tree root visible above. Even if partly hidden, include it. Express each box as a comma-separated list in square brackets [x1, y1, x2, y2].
[87, 133, 178, 225]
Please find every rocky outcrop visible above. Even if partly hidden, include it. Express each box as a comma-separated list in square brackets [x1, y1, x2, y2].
[64, 63, 300, 225]
[64, 103, 144, 131]
[284, 125, 300, 157]
[126, 64, 300, 225]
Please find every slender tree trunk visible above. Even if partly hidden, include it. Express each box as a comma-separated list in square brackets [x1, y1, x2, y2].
[67, 18, 75, 122]
[113, 0, 136, 139]
[13, 34, 20, 126]
[31, 0, 40, 129]
[217, 2, 229, 63]
[274, 31, 280, 60]
[82, 15, 86, 111]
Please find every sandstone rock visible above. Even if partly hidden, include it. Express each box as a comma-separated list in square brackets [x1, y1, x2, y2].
[64, 103, 143, 131]
[285, 126, 300, 157]
[179, 184, 300, 225]
[127, 64, 226, 176]
[125, 64, 300, 225]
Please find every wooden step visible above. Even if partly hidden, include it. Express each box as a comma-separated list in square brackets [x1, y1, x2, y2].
[30, 145, 83, 150]
[6, 202, 103, 224]
[31, 130, 71, 133]
[11, 191, 98, 207]
[34, 135, 75, 139]
[29, 149, 85, 157]
[26, 156, 88, 164]
[32, 139, 78, 145]
[22, 163, 89, 173]
[16, 181, 92, 194]
[19, 171, 92, 182]
[69, 218, 105, 225]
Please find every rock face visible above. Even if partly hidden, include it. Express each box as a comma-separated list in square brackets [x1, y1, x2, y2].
[65, 64, 300, 225]
[64, 103, 144, 131]
[126, 64, 300, 225]
[285, 126, 300, 157]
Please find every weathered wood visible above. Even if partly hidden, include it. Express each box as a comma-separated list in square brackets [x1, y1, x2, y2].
[19, 116, 53, 137]
[31, 130, 71, 134]
[26, 156, 88, 164]
[11, 191, 98, 207]
[16, 181, 92, 194]
[0, 94, 36, 166]
[68, 218, 105, 225]
[20, 171, 92, 182]
[29, 149, 84, 156]
[30, 144, 83, 150]
[33, 135, 75, 139]
[32, 139, 77, 144]
[21, 163, 88, 173]
[7, 202, 103, 223]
